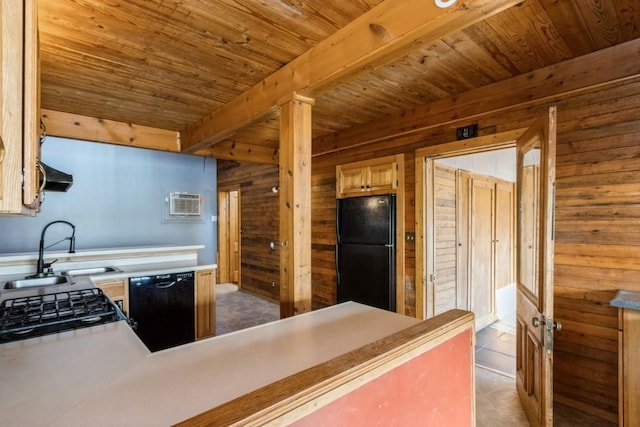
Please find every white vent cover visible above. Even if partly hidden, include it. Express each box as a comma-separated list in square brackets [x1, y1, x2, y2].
[169, 192, 201, 216]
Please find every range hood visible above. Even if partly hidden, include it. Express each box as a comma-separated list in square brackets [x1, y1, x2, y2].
[40, 161, 73, 192]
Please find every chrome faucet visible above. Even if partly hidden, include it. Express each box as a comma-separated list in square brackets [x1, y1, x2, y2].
[30, 220, 76, 278]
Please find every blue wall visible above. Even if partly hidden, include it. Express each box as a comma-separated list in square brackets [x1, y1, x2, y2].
[0, 137, 217, 263]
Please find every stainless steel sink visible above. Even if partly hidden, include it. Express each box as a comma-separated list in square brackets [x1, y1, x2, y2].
[4, 275, 74, 289]
[62, 266, 121, 276]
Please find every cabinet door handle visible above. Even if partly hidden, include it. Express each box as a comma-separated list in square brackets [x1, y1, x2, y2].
[0, 135, 4, 163]
[36, 161, 46, 192]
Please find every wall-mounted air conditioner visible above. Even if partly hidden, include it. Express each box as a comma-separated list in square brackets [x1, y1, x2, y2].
[169, 192, 201, 216]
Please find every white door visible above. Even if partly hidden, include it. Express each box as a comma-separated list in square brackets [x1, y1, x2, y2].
[515, 106, 559, 426]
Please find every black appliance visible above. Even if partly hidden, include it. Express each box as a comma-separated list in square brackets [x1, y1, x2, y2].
[336, 194, 396, 311]
[128, 271, 195, 352]
[40, 161, 73, 192]
[0, 288, 125, 344]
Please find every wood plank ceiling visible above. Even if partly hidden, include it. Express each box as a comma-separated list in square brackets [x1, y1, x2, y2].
[38, 0, 640, 161]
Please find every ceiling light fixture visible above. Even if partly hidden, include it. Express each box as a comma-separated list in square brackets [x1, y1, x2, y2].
[435, 0, 456, 8]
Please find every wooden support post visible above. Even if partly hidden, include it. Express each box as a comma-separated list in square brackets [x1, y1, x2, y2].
[279, 94, 314, 318]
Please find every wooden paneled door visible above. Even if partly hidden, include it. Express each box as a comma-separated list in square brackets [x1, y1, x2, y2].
[217, 189, 241, 285]
[228, 191, 239, 283]
[494, 180, 514, 290]
[516, 107, 558, 427]
[470, 176, 496, 330]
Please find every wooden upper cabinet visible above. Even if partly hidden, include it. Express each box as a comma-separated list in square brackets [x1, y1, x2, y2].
[0, 0, 42, 215]
[336, 155, 401, 198]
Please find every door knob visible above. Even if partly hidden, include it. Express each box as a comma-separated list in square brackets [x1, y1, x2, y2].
[532, 317, 542, 327]
[553, 321, 562, 331]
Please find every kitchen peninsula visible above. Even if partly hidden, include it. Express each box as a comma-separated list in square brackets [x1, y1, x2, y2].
[0, 302, 475, 426]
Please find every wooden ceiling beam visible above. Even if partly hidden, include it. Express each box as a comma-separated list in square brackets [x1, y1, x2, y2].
[194, 141, 279, 165]
[180, 0, 523, 153]
[312, 38, 640, 156]
[42, 109, 277, 164]
[42, 109, 179, 152]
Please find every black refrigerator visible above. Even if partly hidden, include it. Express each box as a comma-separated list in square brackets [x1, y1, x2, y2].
[336, 194, 396, 312]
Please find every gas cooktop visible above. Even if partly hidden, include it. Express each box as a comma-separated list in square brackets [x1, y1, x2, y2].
[0, 288, 125, 343]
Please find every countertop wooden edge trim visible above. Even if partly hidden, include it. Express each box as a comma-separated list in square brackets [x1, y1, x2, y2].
[175, 309, 475, 427]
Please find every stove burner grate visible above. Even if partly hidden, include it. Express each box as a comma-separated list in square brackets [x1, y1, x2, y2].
[0, 288, 123, 342]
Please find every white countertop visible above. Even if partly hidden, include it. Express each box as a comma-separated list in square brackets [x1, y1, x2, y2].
[0, 244, 216, 300]
[0, 321, 150, 426]
[0, 261, 217, 301]
[0, 245, 205, 264]
[0, 302, 420, 426]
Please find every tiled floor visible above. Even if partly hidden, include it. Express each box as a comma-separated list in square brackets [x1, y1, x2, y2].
[476, 321, 516, 378]
[474, 321, 616, 427]
[215, 285, 614, 426]
[215, 283, 280, 335]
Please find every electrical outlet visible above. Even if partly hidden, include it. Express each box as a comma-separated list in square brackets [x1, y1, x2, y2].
[405, 232, 415, 242]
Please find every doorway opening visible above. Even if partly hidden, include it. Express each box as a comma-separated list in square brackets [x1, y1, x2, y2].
[217, 189, 240, 287]
[415, 130, 521, 322]
[415, 131, 522, 378]
[433, 150, 516, 328]
[415, 131, 524, 424]
[433, 149, 517, 377]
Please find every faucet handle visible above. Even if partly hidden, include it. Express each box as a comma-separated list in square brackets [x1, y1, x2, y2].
[43, 259, 58, 275]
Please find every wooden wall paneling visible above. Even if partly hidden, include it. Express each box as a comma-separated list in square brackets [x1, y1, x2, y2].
[311, 153, 340, 309]
[217, 68, 640, 422]
[550, 85, 640, 421]
[403, 152, 416, 318]
[433, 163, 458, 315]
[217, 161, 280, 302]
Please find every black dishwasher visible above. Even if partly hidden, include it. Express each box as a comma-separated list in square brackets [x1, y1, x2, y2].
[128, 271, 195, 352]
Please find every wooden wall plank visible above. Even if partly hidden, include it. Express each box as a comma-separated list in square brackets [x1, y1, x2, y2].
[217, 160, 280, 302]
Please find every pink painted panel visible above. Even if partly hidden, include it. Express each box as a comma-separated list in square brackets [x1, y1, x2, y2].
[293, 329, 473, 427]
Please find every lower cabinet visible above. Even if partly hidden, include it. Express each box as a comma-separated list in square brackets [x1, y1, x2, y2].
[96, 269, 216, 341]
[619, 308, 640, 426]
[94, 278, 128, 316]
[196, 269, 216, 339]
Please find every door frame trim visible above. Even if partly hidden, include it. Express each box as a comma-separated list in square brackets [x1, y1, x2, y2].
[414, 128, 526, 320]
